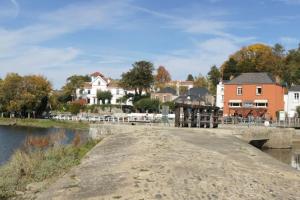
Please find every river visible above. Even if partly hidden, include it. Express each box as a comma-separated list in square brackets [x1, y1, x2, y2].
[0, 125, 88, 165]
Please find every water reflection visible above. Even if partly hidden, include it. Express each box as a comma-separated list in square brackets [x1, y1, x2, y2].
[263, 142, 300, 170]
[292, 153, 300, 170]
[0, 126, 87, 165]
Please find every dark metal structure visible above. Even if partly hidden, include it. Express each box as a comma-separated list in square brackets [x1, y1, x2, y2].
[174, 94, 220, 128]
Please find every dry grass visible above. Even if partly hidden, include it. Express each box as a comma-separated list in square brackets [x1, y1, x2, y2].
[0, 133, 99, 199]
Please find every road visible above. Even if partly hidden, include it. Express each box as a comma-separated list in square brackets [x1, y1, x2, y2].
[37, 126, 300, 200]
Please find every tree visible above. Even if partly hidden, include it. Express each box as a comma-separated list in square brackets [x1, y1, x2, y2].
[134, 98, 159, 113]
[221, 43, 280, 80]
[97, 90, 112, 104]
[61, 75, 91, 102]
[284, 47, 300, 86]
[120, 61, 154, 96]
[193, 74, 208, 88]
[0, 73, 52, 118]
[155, 66, 171, 90]
[207, 65, 221, 94]
[186, 74, 194, 81]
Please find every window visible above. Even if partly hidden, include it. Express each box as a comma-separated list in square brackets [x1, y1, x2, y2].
[221, 87, 224, 92]
[87, 98, 90, 104]
[229, 102, 242, 107]
[87, 90, 91, 94]
[295, 93, 299, 100]
[256, 86, 262, 95]
[163, 96, 167, 102]
[98, 81, 101, 85]
[221, 95, 224, 101]
[116, 88, 120, 95]
[237, 86, 242, 95]
[255, 102, 268, 108]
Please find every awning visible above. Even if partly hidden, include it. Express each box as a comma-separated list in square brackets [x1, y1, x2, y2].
[254, 99, 268, 103]
[229, 100, 242, 103]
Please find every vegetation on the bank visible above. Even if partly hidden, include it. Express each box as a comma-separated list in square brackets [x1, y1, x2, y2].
[0, 118, 89, 130]
[0, 74, 52, 118]
[0, 133, 99, 199]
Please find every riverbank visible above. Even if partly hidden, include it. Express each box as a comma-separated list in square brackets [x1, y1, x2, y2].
[0, 137, 99, 199]
[0, 118, 89, 130]
[37, 126, 300, 199]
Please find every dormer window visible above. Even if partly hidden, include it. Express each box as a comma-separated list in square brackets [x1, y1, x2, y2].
[256, 86, 262, 95]
[237, 86, 242, 95]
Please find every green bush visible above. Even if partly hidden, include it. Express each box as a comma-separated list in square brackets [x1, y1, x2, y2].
[134, 98, 160, 113]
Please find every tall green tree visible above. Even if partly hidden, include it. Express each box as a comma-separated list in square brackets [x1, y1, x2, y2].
[186, 74, 194, 81]
[120, 61, 154, 96]
[97, 90, 113, 104]
[207, 65, 221, 94]
[61, 75, 91, 102]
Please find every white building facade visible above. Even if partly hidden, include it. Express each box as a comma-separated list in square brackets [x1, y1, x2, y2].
[216, 81, 224, 110]
[75, 72, 133, 105]
[284, 85, 300, 117]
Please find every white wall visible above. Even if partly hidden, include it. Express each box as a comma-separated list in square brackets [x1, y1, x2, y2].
[285, 91, 300, 117]
[216, 81, 224, 109]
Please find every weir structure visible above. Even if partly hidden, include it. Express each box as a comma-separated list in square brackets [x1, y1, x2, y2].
[174, 94, 220, 128]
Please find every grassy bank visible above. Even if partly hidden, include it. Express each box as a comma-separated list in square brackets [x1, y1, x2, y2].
[0, 138, 99, 199]
[0, 118, 89, 130]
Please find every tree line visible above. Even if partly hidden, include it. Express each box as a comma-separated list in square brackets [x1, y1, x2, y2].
[0, 73, 52, 118]
[1, 42, 299, 116]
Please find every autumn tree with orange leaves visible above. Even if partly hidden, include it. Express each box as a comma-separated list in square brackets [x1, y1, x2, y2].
[155, 66, 171, 90]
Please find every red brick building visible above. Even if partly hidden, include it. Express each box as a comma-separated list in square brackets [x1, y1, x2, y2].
[223, 73, 285, 120]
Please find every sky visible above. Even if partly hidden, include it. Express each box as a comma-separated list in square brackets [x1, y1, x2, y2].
[0, 0, 299, 89]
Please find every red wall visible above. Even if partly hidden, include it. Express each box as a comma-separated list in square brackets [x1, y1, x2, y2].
[223, 84, 284, 120]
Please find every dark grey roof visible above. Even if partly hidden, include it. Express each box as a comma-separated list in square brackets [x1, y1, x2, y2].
[290, 85, 300, 92]
[186, 87, 209, 97]
[226, 73, 275, 84]
[157, 87, 177, 95]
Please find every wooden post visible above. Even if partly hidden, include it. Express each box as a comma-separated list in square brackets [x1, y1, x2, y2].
[191, 108, 197, 127]
[175, 106, 180, 127]
[183, 107, 189, 127]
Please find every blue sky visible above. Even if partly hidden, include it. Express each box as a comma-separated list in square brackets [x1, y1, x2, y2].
[0, 0, 299, 89]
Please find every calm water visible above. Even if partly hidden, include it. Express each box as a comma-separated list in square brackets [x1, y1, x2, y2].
[0, 125, 88, 165]
[263, 141, 300, 170]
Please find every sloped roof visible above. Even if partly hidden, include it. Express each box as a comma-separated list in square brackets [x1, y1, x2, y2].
[290, 85, 300, 92]
[107, 80, 120, 88]
[157, 87, 177, 95]
[83, 82, 92, 89]
[186, 87, 209, 97]
[90, 72, 109, 82]
[225, 73, 275, 84]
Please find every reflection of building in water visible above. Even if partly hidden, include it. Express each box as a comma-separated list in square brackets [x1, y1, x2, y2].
[291, 153, 300, 170]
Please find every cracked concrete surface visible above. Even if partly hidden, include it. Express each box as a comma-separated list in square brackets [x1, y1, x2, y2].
[36, 126, 300, 200]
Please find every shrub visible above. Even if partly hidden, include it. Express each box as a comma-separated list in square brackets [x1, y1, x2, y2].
[134, 98, 160, 113]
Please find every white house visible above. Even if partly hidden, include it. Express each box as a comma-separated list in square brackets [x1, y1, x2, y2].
[284, 85, 300, 117]
[75, 72, 134, 105]
[216, 81, 224, 110]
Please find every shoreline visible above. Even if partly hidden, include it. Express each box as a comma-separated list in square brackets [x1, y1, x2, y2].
[0, 118, 89, 130]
